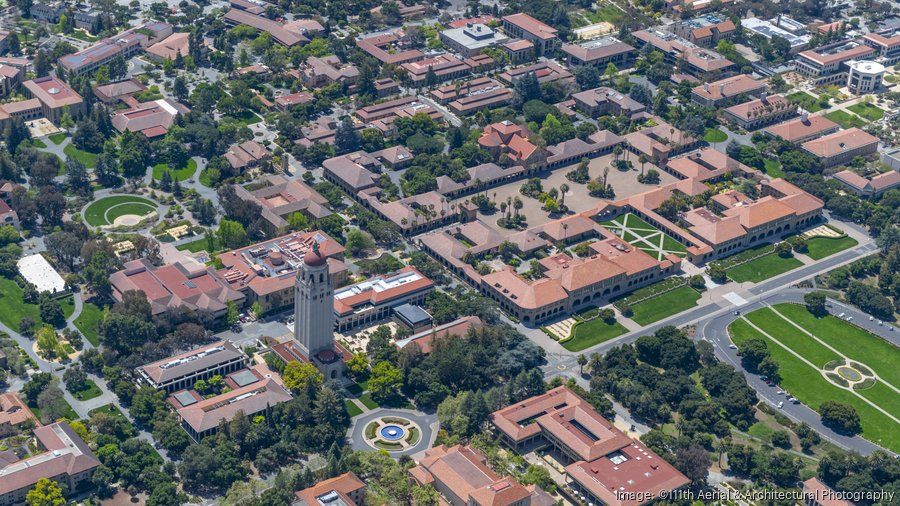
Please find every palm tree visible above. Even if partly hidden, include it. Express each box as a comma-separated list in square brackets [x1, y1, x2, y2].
[603, 167, 609, 188]
[613, 145, 623, 163]
[639, 154, 649, 176]
[562, 223, 569, 242]
[577, 354, 588, 375]
[559, 183, 569, 207]
[513, 197, 523, 217]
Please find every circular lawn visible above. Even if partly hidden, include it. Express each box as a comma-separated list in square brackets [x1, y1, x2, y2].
[84, 196, 158, 227]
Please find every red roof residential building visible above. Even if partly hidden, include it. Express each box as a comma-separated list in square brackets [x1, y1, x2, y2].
[409, 445, 555, 506]
[498, 60, 574, 86]
[224, 140, 271, 172]
[491, 387, 689, 506]
[801, 478, 852, 506]
[355, 30, 424, 65]
[0, 422, 101, 505]
[0, 393, 38, 427]
[762, 113, 840, 144]
[111, 98, 187, 138]
[175, 375, 291, 441]
[691, 74, 767, 107]
[478, 121, 543, 167]
[232, 174, 331, 234]
[110, 258, 246, 316]
[502, 13, 560, 56]
[631, 28, 733, 77]
[833, 169, 900, 197]
[22, 75, 86, 123]
[561, 36, 634, 69]
[222, 8, 307, 46]
[722, 94, 796, 130]
[801, 127, 879, 168]
[295, 473, 366, 506]
[394, 316, 483, 353]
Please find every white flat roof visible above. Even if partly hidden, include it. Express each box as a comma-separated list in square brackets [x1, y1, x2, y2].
[17, 254, 66, 294]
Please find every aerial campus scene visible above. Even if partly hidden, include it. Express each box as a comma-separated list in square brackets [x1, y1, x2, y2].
[0, 0, 898, 505]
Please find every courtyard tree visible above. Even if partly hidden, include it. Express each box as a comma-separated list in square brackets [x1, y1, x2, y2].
[369, 361, 403, 403]
[26, 477, 66, 506]
[282, 361, 324, 394]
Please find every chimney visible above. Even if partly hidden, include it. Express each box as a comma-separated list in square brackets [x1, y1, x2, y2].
[801, 111, 809, 123]
[704, 83, 710, 92]
[718, 83, 725, 95]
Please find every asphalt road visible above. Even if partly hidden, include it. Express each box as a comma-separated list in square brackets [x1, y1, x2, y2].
[701, 288, 894, 456]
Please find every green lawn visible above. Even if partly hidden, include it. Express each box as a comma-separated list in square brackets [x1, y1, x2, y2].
[0, 278, 75, 332]
[72, 379, 103, 401]
[344, 400, 363, 417]
[824, 110, 867, 129]
[84, 196, 157, 226]
[786, 91, 823, 112]
[23, 138, 47, 149]
[152, 158, 198, 182]
[805, 235, 858, 260]
[745, 307, 841, 367]
[601, 213, 687, 259]
[704, 128, 728, 143]
[228, 110, 262, 127]
[359, 393, 379, 410]
[48, 133, 67, 145]
[772, 303, 900, 387]
[562, 318, 628, 352]
[847, 102, 885, 121]
[64, 144, 98, 168]
[74, 302, 104, 346]
[198, 168, 218, 188]
[629, 286, 701, 325]
[726, 253, 803, 283]
[28, 399, 79, 424]
[175, 237, 213, 253]
[764, 159, 784, 179]
[729, 317, 899, 451]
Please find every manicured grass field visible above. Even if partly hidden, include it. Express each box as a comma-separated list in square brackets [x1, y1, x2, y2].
[824, 110, 867, 129]
[744, 308, 841, 367]
[729, 311, 899, 451]
[764, 159, 784, 179]
[84, 196, 157, 226]
[152, 158, 198, 182]
[726, 253, 803, 283]
[805, 235, 858, 260]
[344, 400, 363, 417]
[74, 302, 104, 346]
[704, 127, 728, 143]
[176, 237, 213, 253]
[0, 278, 74, 332]
[629, 286, 701, 325]
[786, 91, 823, 112]
[72, 379, 103, 401]
[601, 213, 687, 260]
[198, 168, 216, 188]
[847, 102, 885, 121]
[48, 133, 67, 145]
[359, 393, 379, 410]
[562, 318, 628, 352]
[64, 144, 98, 168]
[773, 303, 900, 387]
[228, 110, 262, 126]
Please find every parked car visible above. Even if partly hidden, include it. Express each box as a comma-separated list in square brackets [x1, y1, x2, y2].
[777, 401, 784, 409]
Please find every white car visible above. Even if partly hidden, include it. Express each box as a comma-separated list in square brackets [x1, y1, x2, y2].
[777, 401, 784, 409]
[847, 316, 853, 321]
[839, 312, 846, 318]
[777, 390, 784, 395]
[869, 316, 874, 321]
[729, 344, 737, 349]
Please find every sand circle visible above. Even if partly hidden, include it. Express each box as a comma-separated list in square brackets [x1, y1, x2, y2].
[113, 214, 143, 226]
